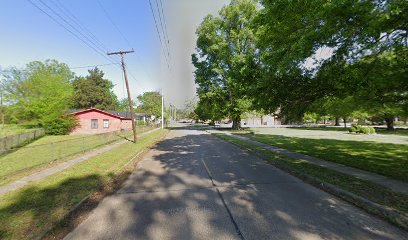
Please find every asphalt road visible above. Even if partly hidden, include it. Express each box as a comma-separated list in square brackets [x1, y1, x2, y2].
[65, 126, 407, 240]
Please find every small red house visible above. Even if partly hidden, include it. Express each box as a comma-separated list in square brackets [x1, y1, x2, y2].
[68, 108, 133, 135]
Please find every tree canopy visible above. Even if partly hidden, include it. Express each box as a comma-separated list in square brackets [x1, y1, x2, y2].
[136, 91, 162, 117]
[1, 59, 77, 134]
[192, 0, 260, 129]
[192, 0, 407, 130]
[2, 59, 74, 124]
[71, 67, 119, 110]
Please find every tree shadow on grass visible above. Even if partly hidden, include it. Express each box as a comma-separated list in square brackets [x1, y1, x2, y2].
[0, 174, 104, 239]
[253, 134, 408, 182]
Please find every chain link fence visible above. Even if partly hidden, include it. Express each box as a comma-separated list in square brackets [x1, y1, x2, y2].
[0, 125, 160, 184]
[0, 129, 45, 153]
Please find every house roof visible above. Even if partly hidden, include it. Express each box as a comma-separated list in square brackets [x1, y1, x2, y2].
[67, 108, 132, 120]
[67, 108, 147, 120]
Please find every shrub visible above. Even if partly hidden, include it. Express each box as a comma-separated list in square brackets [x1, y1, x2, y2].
[360, 126, 370, 134]
[42, 116, 78, 135]
[348, 124, 359, 133]
[348, 125, 375, 134]
[137, 121, 146, 126]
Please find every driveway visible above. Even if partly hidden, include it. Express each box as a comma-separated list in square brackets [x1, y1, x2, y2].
[65, 126, 407, 240]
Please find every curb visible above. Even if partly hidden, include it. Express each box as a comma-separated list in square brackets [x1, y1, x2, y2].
[211, 133, 408, 231]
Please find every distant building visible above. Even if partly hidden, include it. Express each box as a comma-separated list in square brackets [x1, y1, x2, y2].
[241, 114, 282, 127]
[67, 108, 133, 135]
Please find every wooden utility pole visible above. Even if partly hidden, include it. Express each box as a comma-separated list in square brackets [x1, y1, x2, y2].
[107, 50, 137, 143]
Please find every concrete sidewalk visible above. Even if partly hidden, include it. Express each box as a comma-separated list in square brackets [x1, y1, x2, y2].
[0, 128, 160, 196]
[208, 129, 408, 195]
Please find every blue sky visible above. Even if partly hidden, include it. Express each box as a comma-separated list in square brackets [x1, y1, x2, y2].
[0, 0, 228, 107]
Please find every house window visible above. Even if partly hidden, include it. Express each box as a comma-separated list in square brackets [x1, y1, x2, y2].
[91, 119, 98, 129]
[103, 119, 109, 128]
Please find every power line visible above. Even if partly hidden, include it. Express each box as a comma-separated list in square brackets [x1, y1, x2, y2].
[70, 63, 118, 69]
[0, 63, 119, 73]
[154, 0, 170, 60]
[27, 0, 147, 93]
[27, 0, 117, 66]
[95, 0, 148, 90]
[38, 0, 110, 59]
[147, 0, 170, 69]
[52, 0, 109, 51]
[96, 0, 133, 48]
[158, 0, 171, 61]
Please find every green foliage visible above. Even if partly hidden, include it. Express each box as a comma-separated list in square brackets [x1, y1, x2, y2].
[136, 91, 162, 117]
[42, 116, 78, 135]
[2, 59, 74, 127]
[348, 125, 376, 135]
[192, 0, 260, 129]
[251, 0, 408, 123]
[116, 98, 137, 112]
[71, 67, 119, 110]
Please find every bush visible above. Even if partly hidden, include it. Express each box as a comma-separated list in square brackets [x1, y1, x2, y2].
[348, 125, 375, 134]
[42, 116, 78, 135]
[137, 121, 146, 126]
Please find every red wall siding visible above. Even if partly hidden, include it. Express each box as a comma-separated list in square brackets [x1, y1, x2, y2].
[70, 111, 132, 135]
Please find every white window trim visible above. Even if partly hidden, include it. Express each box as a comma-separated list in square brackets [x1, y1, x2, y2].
[103, 119, 109, 128]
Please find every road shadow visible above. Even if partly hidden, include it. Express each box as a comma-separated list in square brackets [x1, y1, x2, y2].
[2, 130, 404, 239]
[65, 130, 406, 239]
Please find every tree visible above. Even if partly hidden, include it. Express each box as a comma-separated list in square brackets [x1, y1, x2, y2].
[192, 0, 260, 129]
[136, 91, 162, 117]
[2, 60, 73, 122]
[71, 67, 119, 110]
[116, 98, 137, 112]
[253, 0, 408, 125]
[1, 60, 77, 134]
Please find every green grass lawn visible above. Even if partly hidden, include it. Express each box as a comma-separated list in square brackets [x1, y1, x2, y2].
[0, 124, 40, 137]
[0, 128, 168, 240]
[0, 126, 156, 186]
[251, 134, 408, 182]
[215, 134, 408, 226]
[288, 126, 408, 136]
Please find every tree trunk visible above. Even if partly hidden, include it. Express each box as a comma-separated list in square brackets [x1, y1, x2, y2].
[335, 117, 340, 126]
[323, 118, 326, 125]
[385, 118, 395, 131]
[232, 116, 241, 130]
[343, 118, 347, 128]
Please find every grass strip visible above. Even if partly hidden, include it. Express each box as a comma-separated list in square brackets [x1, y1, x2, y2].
[213, 134, 408, 218]
[287, 126, 408, 136]
[0, 129, 168, 240]
[0, 126, 155, 186]
[251, 134, 408, 182]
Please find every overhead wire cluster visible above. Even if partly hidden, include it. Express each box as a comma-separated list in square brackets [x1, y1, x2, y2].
[95, 0, 147, 92]
[148, 0, 173, 70]
[26, 0, 147, 95]
[27, 0, 119, 67]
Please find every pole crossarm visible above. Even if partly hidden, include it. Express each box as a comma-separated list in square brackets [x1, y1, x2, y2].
[107, 50, 134, 56]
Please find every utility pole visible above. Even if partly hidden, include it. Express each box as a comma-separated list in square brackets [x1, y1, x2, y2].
[107, 50, 137, 143]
